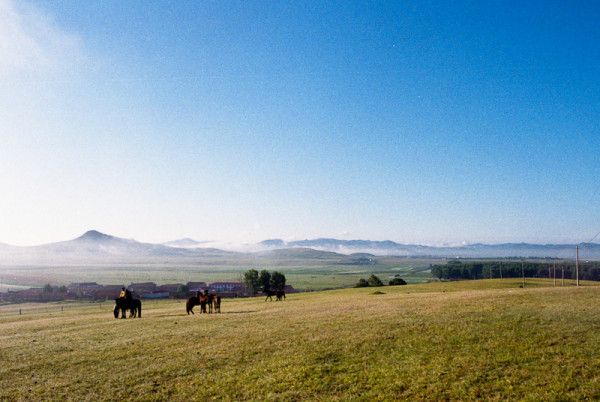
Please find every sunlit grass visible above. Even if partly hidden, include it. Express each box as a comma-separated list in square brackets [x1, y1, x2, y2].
[2, 279, 600, 400]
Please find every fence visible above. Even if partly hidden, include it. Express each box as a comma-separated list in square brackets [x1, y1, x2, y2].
[0, 301, 111, 317]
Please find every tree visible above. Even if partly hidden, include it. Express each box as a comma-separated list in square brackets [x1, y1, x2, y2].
[259, 270, 272, 292]
[389, 277, 407, 286]
[355, 278, 369, 287]
[243, 269, 260, 296]
[43, 283, 53, 293]
[270, 271, 286, 291]
[176, 284, 189, 298]
[367, 274, 384, 287]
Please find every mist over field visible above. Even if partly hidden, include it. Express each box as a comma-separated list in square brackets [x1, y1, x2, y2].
[0, 230, 598, 265]
[1, 230, 597, 292]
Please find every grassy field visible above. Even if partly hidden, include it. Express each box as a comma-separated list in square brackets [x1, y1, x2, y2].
[2, 279, 600, 400]
[0, 259, 434, 291]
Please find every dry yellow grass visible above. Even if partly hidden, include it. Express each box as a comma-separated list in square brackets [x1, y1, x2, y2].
[1, 279, 600, 400]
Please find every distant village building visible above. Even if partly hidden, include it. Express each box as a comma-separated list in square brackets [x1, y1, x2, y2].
[141, 291, 170, 299]
[67, 282, 102, 298]
[128, 282, 156, 292]
[1, 279, 298, 303]
[157, 284, 184, 293]
[186, 282, 208, 292]
[93, 285, 125, 300]
[209, 282, 247, 297]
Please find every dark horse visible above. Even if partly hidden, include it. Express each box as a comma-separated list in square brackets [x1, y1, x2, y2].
[114, 298, 142, 318]
[186, 296, 200, 315]
[264, 290, 286, 301]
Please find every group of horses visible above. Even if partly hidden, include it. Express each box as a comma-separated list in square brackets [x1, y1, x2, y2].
[113, 289, 286, 318]
[186, 292, 222, 315]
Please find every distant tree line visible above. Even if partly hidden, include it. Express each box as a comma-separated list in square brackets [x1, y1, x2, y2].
[430, 260, 600, 281]
[243, 269, 286, 296]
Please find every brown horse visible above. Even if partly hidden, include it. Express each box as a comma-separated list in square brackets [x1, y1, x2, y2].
[213, 295, 221, 313]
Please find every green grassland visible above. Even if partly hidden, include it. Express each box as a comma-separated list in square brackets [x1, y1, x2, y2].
[0, 258, 435, 291]
[2, 279, 600, 400]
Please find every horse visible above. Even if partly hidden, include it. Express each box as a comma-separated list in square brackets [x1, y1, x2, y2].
[213, 295, 221, 313]
[208, 293, 214, 313]
[186, 296, 200, 315]
[264, 290, 286, 301]
[114, 298, 142, 318]
[199, 293, 208, 313]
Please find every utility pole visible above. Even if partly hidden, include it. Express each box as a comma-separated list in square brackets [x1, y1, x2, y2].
[521, 260, 525, 288]
[500, 261, 503, 279]
[553, 261, 556, 287]
[561, 265, 565, 286]
[576, 245, 580, 287]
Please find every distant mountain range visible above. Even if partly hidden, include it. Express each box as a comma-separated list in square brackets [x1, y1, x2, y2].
[258, 238, 600, 259]
[0, 230, 599, 265]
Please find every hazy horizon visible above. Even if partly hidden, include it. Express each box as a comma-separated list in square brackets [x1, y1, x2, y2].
[2, 228, 599, 249]
[2, 0, 600, 246]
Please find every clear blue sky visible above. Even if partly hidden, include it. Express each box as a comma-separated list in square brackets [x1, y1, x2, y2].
[1, 0, 599, 245]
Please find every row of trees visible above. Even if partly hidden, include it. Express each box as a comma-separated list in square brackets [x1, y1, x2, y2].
[430, 260, 600, 281]
[355, 274, 407, 287]
[243, 269, 286, 296]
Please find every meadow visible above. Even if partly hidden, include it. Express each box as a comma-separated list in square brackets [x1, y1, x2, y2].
[0, 258, 433, 291]
[2, 279, 600, 400]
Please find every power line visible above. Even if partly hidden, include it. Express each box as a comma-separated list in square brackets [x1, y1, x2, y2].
[585, 229, 600, 244]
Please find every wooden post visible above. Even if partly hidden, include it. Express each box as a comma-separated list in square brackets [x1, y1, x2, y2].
[576, 245, 580, 287]
[553, 262, 556, 286]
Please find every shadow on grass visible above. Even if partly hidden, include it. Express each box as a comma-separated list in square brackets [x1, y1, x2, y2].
[221, 310, 258, 314]
[153, 310, 258, 318]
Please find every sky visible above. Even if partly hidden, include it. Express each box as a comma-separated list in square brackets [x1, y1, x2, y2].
[1, 0, 600, 246]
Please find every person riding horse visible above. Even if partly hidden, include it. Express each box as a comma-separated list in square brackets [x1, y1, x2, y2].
[114, 287, 140, 318]
[119, 287, 132, 301]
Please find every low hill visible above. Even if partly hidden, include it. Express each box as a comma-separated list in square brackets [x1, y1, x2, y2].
[2, 279, 600, 400]
[256, 247, 346, 260]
